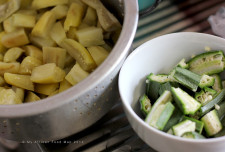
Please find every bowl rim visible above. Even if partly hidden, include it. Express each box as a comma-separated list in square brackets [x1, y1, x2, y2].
[119, 32, 225, 143]
[0, 0, 139, 117]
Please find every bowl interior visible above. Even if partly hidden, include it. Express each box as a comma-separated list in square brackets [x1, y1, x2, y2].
[119, 32, 225, 150]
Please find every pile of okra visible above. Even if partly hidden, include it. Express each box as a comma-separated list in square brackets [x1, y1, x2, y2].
[140, 50, 225, 139]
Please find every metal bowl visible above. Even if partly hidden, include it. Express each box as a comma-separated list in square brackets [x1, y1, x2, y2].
[0, 0, 138, 141]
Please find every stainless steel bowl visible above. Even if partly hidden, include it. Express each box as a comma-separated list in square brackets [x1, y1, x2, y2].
[0, 0, 139, 141]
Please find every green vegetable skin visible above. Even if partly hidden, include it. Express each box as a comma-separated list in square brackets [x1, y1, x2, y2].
[172, 67, 214, 92]
[139, 94, 151, 116]
[140, 50, 225, 139]
[188, 50, 225, 75]
[201, 109, 222, 136]
[145, 90, 175, 130]
[171, 87, 201, 115]
[182, 131, 206, 139]
[146, 73, 171, 101]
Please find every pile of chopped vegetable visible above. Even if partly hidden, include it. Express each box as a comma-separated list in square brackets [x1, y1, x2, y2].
[139, 50, 225, 139]
[0, 0, 121, 104]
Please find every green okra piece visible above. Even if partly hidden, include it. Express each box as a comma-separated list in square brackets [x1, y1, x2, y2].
[188, 50, 225, 75]
[158, 81, 179, 96]
[182, 131, 206, 139]
[172, 119, 196, 137]
[201, 109, 222, 136]
[211, 74, 223, 92]
[145, 90, 174, 130]
[200, 89, 225, 115]
[139, 94, 151, 116]
[171, 87, 201, 115]
[172, 67, 214, 92]
[216, 101, 225, 120]
[146, 73, 171, 101]
[163, 105, 183, 132]
[195, 87, 217, 106]
[182, 116, 204, 134]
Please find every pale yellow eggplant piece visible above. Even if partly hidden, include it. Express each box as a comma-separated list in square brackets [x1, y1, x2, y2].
[64, 3, 84, 31]
[31, 63, 65, 84]
[0, 62, 20, 75]
[77, 22, 90, 30]
[0, 32, 6, 53]
[82, 0, 121, 32]
[50, 22, 66, 45]
[0, 0, 20, 23]
[43, 47, 66, 68]
[20, 0, 33, 9]
[61, 38, 97, 72]
[4, 73, 34, 91]
[51, 5, 68, 19]
[29, 35, 56, 48]
[64, 53, 76, 68]
[0, 75, 5, 86]
[67, 27, 77, 40]
[31, 11, 56, 38]
[35, 83, 59, 95]
[75, 26, 105, 47]
[24, 91, 40, 102]
[23, 45, 43, 61]
[1, 28, 29, 48]
[65, 63, 89, 85]
[69, 0, 87, 11]
[87, 46, 109, 66]
[19, 56, 42, 74]
[12, 13, 36, 28]
[96, 7, 121, 32]
[0, 88, 22, 104]
[112, 28, 122, 44]
[32, 0, 68, 9]
[59, 79, 72, 92]
[12, 86, 24, 101]
[3, 47, 25, 63]
[83, 6, 97, 26]
[3, 16, 18, 33]
[17, 9, 37, 16]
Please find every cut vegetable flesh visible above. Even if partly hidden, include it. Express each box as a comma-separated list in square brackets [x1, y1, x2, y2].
[171, 87, 201, 115]
[145, 90, 173, 130]
[182, 131, 206, 139]
[172, 120, 196, 137]
[201, 109, 222, 136]
[188, 51, 225, 75]
[172, 67, 201, 92]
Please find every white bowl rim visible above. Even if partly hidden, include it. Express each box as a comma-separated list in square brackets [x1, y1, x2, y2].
[119, 32, 225, 144]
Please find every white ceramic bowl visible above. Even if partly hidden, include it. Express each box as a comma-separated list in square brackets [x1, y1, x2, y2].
[119, 32, 225, 152]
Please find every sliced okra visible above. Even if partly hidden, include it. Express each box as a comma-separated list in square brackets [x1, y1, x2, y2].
[158, 81, 179, 96]
[201, 109, 222, 136]
[171, 87, 201, 115]
[211, 74, 223, 92]
[182, 116, 204, 134]
[172, 67, 214, 92]
[145, 90, 174, 130]
[163, 105, 183, 132]
[172, 119, 196, 137]
[139, 94, 151, 116]
[182, 131, 206, 139]
[200, 89, 225, 115]
[146, 73, 172, 101]
[188, 50, 225, 75]
[195, 87, 217, 106]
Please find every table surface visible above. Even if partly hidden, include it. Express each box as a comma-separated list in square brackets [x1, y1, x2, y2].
[1, 0, 224, 151]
